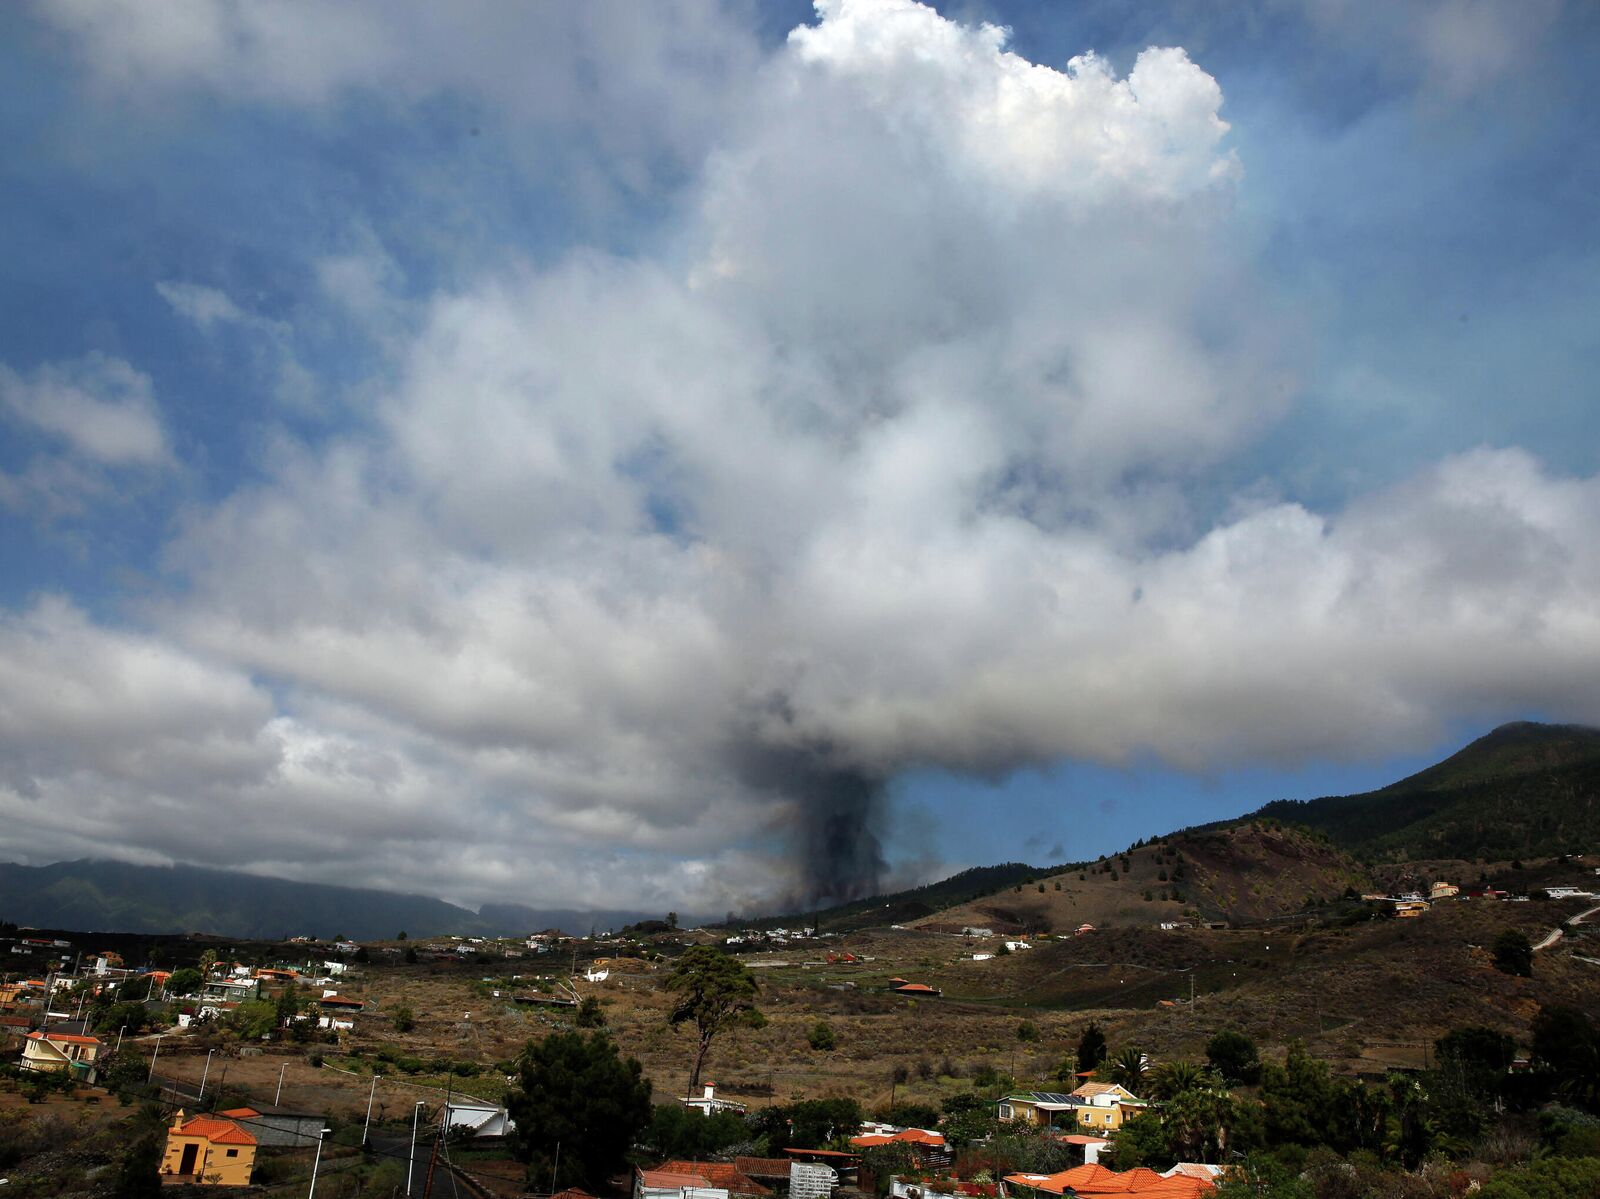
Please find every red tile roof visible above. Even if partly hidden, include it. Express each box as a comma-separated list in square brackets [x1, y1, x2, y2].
[891, 983, 939, 994]
[1004, 1165, 1214, 1197]
[733, 1158, 792, 1179]
[849, 1129, 947, 1148]
[654, 1161, 771, 1195]
[639, 1170, 716, 1190]
[28, 1031, 102, 1046]
[175, 1115, 257, 1147]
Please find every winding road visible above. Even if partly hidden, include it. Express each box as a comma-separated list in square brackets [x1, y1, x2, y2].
[1531, 900, 1600, 952]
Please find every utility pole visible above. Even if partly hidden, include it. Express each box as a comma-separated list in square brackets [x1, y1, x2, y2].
[423, 1132, 442, 1199]
[407, 1101, 426, 1195]
[361, 1072, 377, 1145]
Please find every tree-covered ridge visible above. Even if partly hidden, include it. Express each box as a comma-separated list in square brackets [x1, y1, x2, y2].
[1234, 723, 1600, 862]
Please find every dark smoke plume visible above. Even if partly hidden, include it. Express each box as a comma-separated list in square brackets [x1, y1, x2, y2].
[731, 738, 887, 906]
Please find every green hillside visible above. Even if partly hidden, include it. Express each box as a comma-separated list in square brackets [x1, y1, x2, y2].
[1245, 722, 1600, 861]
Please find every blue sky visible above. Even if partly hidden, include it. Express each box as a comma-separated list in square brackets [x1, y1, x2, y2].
[0, 0, 1596, 912]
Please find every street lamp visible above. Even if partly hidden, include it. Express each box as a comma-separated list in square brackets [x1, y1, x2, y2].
[307, 1126, 333, 1197]
[115, 1025, 127, 1055]
[361, 1073, 378, 1146]
[407, 1100, 426, 1195]
[198, 1049, 215, 1102]
[147, 1034, 166, 1086]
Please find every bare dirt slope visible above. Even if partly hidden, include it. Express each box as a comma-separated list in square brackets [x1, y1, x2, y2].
[918, 824, 1370, 933]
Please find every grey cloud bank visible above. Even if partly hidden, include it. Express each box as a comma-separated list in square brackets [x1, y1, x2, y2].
[2, 0, 1598, 912]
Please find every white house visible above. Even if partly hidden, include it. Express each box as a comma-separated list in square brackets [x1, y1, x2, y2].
[683, 1084, 746, 1116]
[444, 1100, 515, 1138]
[21, 1030, 104, 1083]
[636, 1169, 730, 1199]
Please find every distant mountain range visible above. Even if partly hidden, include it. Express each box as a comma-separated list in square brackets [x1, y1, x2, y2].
[4, 721, 1594, 941]
[0, 859, 692, 940]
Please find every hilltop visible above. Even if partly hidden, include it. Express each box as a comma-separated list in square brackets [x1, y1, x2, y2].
[917, 823, 1369, 933]
[1240, 721, 1600, 862]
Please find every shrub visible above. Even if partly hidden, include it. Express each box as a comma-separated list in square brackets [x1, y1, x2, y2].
[808, 1021, 837, 1051]
[1492, 930, 1533, 978]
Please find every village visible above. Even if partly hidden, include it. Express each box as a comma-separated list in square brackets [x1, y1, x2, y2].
[0, 850, 1595, 1198]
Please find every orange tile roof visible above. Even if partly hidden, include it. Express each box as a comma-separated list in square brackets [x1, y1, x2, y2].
[176, 1115, 257, 1147]
[28, 1031, 102, 1046]
[891, 983, 939, 993]
[1004, 1165, 1214, 1197]
[639, 1170, 716, 1190]
[654, 1161, 771, 1195]
[218, 1107, 261, 1119]
[734, 1158, 792, 1178]
[849, 1129, 947, 1148]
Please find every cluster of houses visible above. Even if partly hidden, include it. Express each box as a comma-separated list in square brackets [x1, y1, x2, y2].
[642, 1079, 1216, 1199]
[725, 926, 820, 947]
[1361, 878, 1596, 917]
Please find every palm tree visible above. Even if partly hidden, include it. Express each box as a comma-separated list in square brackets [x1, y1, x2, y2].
[1108, 1048, 1149, 1093]
[1148, 1060, 1206, 1101]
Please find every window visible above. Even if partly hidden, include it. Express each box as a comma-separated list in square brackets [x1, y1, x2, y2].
[226, 1149, 238, 1158]
[998, 1105, 1012, 1119]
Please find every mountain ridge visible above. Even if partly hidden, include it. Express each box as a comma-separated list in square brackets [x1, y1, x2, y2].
[0, 859, 694, 940]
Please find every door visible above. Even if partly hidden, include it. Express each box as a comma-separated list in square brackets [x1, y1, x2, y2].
[179, 1142, 198, 1176]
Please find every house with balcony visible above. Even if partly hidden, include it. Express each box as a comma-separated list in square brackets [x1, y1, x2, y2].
[20, 1029, 104, 1084]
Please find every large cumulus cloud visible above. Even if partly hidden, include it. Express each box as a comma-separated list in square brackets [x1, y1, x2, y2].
[7, 0, 1600, 910]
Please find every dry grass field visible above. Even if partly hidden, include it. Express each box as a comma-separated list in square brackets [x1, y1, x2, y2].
[135, 880, 1600, 1126]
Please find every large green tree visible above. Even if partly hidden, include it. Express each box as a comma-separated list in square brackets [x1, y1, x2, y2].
[506, 1031, 652, 1192]
[1076, 1023, 1108, 1075]
[1492, 929, 1533, 977]
[1206, 1030, 1261, 1085]
[664, 946, 759, 1095]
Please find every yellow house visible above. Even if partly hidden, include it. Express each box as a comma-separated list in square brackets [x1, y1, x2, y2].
[161, 1111, 258, 1186]
[997, 1091, 1081, 1128]
[20, 1030, 104, 1083]
[1069, 1082, 1146, 1132]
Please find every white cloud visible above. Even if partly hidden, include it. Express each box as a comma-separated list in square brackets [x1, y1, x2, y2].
[0, 352, 170, 466]
[7, 0, 1599, 910]
[32, 0, 761, 195]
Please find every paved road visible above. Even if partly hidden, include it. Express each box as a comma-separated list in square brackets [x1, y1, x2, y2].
[1531, 900, 1600, 953]
[1566, 901, 1600, 926]
[368, 1133, 465, 1199]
